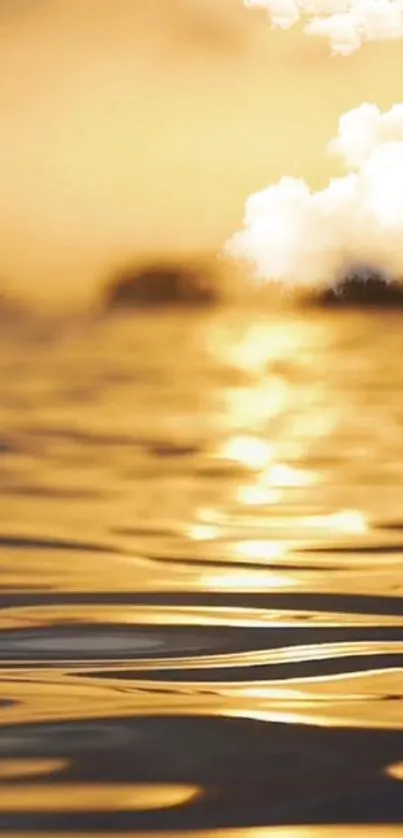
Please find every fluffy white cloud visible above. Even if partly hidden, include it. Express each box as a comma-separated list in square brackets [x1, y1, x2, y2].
[225, 104, 403, 289]
[245, 0, 403, 54]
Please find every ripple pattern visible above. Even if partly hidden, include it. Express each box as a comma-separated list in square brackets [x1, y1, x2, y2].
[0, 310, 402, 834]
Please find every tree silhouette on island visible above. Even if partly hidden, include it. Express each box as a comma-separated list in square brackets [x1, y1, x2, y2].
[311, 265, 403, 308]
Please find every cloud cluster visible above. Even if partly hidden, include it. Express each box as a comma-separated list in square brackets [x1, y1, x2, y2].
[245, 0, 403, 54]
[225, 103, 403, 290]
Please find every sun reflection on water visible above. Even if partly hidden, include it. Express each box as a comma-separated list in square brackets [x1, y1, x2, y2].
[187, 524, 221, 542]
[236, 484, 281, 506]
[218, 436, 273, 470]
[183, 315, 372, 567]
[203, 570, 295, 591]
[233, 540, 287, 562]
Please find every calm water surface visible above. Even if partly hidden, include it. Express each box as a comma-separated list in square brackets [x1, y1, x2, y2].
[0, 304, 402, 836]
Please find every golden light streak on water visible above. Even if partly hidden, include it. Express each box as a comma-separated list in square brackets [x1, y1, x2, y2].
[0, 784, 201, 812]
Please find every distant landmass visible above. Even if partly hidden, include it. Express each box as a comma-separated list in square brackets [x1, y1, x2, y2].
[102, 261, 220, 312]
[307, 266, 403, 309]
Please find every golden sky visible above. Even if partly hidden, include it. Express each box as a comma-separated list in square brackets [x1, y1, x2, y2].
[1, 0, 403, 304]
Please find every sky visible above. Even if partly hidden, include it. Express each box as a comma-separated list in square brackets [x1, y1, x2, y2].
[1, 0, 403, 305]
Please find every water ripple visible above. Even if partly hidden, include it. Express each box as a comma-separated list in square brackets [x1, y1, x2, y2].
[0, 309, 403, 832]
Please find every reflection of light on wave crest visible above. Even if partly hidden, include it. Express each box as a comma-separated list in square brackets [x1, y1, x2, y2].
[220, 436, 273, 469]
[236, 484, 281, 505]
[387, 762, 403, 780]
[234, 540, 287, 560]
[187, 523, 222, 541]
[0, 783, 200, 812]
[0, 827, 399, 838]
[204, 570, 293, 589]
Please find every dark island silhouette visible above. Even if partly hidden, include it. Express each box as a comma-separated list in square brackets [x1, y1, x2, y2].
[102, 261, 219, 312]
[308, 265, 403, 309]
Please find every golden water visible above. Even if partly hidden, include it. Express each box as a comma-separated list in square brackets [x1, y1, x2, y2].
[0, 306, 402, 835]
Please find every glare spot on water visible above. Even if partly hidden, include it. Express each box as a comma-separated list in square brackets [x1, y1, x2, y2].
[224, 380, 288, 428]
[327, 509, 368, 534]
[295, 509, 368, 534]
[386, 762, 403, 781]
[187, 524, 221, 542]
[234, 540, 287, 562]
[204, 569, 292, 591]
[219, 436, 273, 469]
[0, 759, 68, 780]
[264, 463, 316, 488]
[236, 484, 281, 506]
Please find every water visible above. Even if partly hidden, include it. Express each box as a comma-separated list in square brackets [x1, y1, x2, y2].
[0, 304, 402, 836]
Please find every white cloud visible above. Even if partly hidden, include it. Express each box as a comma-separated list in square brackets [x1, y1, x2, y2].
[245, 0, 403, 54]
[225, 103, 403, 289]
